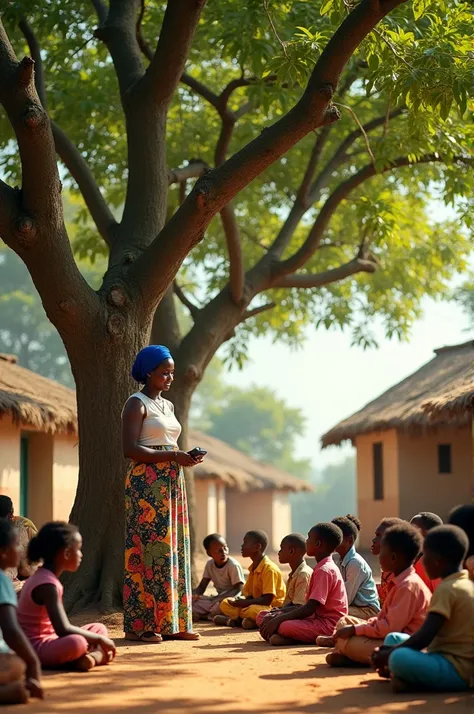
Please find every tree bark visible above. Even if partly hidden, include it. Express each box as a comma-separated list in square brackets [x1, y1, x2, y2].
[63, 305, 151, 613]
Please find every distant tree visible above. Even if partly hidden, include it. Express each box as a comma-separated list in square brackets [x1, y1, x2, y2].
[191, 361, 311, 478]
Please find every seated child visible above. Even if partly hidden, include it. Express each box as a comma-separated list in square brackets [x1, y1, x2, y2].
[332, 516, 380, 620]
[325, 522, 431, 667]
[215, 530, 285, 630]
[259, 523, 348, 646]
[0, 519, 43, 705]
[410, 512, 443, 592]
[372, 525, 474, 693]
[448, 505, 474, 579]
[371, 517, 404, 606]
[192, 533, 244, 621]
[256, 533, 313, 632]
[17, 522, 116, 671]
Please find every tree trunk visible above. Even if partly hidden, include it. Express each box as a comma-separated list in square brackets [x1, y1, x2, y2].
[63, 308, 150, 613]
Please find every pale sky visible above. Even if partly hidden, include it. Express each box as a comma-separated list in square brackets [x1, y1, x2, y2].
[220, 295, 472, 468]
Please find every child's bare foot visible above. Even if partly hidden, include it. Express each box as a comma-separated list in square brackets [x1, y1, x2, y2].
[325, 652, 356, 667]
[269, 634, 296, 646]
[0, 681, 29, 704]
[241, 618, 257, 630]
[213, 615, 231, 626]
[75, 654, 97, 672]
[316, 636, 335, 647]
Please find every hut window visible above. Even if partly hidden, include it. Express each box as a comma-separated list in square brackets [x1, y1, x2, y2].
[438, 444, 452, 474]
[373, 442, 384, 501]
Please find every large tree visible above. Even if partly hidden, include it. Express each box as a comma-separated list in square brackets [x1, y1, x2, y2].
[0, 0, 472, 610]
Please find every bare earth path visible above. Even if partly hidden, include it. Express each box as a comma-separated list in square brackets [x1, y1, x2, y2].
[3, 615, 473, 714]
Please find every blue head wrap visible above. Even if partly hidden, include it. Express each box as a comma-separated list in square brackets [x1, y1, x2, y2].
[131, 345, 172, 384]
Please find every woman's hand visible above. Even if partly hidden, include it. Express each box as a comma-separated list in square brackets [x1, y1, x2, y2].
[174, 451, 199, 467]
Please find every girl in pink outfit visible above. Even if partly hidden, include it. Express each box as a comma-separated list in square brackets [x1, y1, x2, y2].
[17, 522, 116, 671]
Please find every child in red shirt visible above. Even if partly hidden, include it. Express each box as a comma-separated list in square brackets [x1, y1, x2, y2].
[410, 512, 443, 592]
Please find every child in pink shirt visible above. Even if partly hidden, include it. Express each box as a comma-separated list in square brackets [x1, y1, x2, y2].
[18, 522, 116, 671]
[324, 522, 431, 666]
[259, 523, 348, 645]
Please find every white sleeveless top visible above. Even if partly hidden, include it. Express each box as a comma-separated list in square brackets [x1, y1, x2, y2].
[127, 392, 181, 447]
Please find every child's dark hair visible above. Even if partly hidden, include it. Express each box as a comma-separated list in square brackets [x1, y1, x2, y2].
[424, 525, 468, 567]
[28, 521, 79, 564]
[281, 533, 307, 551]
[345, 514, 361, 532]
[332, 516, 358, 541]
[310, 523, 343, 551]
[448, 505, 474, 558]
[0, 496, 14, 519]
[411, 512, 443, 531]
[382, 523, 422, 564]
[379, 517, 404, 531]
[245, 530, 268, 551]
[203, 533, 224, 552]
[0, 518, 16, 548]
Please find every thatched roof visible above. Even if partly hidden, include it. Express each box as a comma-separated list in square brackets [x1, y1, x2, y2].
[191, 430, 311, 492]
[322, 341, 474, 448]
[0, 355, 309, 493]
[0, 354, 78, 435]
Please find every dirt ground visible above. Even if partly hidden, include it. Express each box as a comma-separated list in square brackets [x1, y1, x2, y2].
[3, 612, 473, 714]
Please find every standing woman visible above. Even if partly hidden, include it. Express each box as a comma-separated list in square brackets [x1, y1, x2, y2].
[122, 345, 203, 642]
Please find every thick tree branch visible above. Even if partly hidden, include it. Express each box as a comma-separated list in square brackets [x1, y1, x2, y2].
[275, 153, 455, 278]
[128, 0, 409, 309]
[91, 0, 108, 25]
[146, 0, 206, 106]
[173, 281, 200, 319]
[272, 257, 377, 289]
[220, 203, 244, 304]
[95, 0, 144, 99]
[168, 160, 209, 186]
[18, 18, 46, 108]
[52, 122, 116, 245]
[18, 17, 116, 246]
[0, 20, 98, 334]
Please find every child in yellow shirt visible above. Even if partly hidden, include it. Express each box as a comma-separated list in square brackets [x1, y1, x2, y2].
[215, 530, 285, 630]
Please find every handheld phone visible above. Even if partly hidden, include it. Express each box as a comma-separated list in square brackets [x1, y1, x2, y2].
[188, 447, 207, 459]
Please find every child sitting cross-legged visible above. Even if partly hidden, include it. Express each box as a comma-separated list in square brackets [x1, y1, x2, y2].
[410, 512, 443, 592]
[332, 516, 379, 620]
[325, 522, 431, 667]
[214, 530, 285, 630]
[259, 523, 348, 646]
[17, 522, 116, 671]
[372, 525, 474, 693]
[0, 519, 43, 705]
[192, 533, 245, 621]
[256, 533, 313, 634]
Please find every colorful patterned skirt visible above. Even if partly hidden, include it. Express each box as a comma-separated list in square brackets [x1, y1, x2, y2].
[124, 446, 192, 635]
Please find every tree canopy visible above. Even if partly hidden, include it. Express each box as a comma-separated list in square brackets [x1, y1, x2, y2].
[0, 0, 472, 610]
